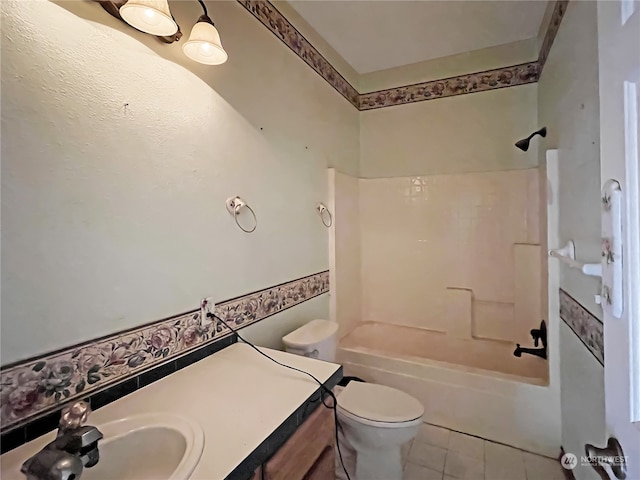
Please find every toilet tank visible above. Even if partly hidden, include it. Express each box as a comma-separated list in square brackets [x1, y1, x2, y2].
[282, 319, 339, 361]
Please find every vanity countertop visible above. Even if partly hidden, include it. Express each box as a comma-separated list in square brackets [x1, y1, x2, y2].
[0, 342, 342, 480]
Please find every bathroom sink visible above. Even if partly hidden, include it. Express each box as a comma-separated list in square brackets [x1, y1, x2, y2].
[82, 414, 204, 480]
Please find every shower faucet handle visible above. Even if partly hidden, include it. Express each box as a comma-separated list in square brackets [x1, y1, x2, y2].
[529, 320, 547, 349]
[531, 330, 541, 347]
[516, 320, 548, 360]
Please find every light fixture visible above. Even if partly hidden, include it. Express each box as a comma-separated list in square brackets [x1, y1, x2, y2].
[182, 0, 228, 65]
[119, 0, 178, 37]
[95, 0, 228, 65]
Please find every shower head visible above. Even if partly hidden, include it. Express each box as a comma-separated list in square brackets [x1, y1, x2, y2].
[515, 127, 547, 152]
[515, 138, 531, 151]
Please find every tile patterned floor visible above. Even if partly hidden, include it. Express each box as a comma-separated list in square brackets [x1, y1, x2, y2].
[402, 423, 566, 480]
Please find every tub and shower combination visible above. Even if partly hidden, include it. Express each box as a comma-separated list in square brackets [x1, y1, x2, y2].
[340, 322, 546, 382]
[329, 166, 561, 458]
[337, 322, 557, 456]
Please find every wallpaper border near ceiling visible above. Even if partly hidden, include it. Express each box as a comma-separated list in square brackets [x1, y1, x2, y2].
[359, 62, 539, 110]
[237, 0, 360, 108]
[239, 0, 569, 110]
[0, 271, 329, 432]
[538, 0, 569, 73]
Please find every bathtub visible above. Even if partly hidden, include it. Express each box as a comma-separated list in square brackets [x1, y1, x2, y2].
[337, 322, 560, 457]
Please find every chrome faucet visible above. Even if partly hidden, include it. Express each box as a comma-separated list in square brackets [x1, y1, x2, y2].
[21, 401, 103, 480]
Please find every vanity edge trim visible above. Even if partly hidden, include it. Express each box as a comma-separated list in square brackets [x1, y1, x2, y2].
[0, 270, 330, 447]
[226, 366, 343, 480]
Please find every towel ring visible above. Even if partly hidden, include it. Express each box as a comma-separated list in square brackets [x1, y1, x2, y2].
[226, 196, 257, 233]
[316, 203, 332, 227]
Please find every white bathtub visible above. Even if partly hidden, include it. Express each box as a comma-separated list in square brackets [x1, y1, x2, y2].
[337, 322, 561, 457]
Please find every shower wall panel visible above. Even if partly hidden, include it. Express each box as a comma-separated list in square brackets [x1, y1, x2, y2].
[359, 168, 541, 344]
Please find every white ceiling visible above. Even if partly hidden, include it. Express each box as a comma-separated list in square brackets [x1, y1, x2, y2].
[288, 1, 548, 74]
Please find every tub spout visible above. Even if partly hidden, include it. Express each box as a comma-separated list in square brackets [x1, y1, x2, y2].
[513, 344, 547, 360]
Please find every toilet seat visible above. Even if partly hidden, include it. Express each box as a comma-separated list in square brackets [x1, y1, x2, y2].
[337, 382, 424, 428]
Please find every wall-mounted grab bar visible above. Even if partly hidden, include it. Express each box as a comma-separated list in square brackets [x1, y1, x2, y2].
[549, 240, 602, 277]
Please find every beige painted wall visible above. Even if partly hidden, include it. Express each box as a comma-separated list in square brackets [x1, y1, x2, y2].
[273, 1, 360, 90]
[359, 38, 538, 93]
[559, 320, 606, 480]
[0, 0, 358, 363]
[360, 84, 539, 178]
[537, 2, 604, 479]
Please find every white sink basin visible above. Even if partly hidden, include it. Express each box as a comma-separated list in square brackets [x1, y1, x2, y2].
[0, 414, 204, 480]
[83, 414, 204, 480]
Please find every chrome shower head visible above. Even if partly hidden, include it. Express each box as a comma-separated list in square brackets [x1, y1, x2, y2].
[515, 127, 547, 152]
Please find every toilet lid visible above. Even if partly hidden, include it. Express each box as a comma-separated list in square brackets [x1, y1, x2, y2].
[282, 319, 338, 348]
[337, 382, 424, 423]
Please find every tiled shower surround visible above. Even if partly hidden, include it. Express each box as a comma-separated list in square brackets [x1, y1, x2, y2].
[360, 169, 541, 345]
[0, 271, 329, 433]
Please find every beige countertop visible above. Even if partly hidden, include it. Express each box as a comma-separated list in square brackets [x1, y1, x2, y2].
[0, 343, 341, 480]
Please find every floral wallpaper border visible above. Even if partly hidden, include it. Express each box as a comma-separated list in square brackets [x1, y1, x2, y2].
[358, 62, 539, 110]
[559, 288, 604, 365]
[0, 271, 329, 431]
[237, 0, 360, 108]
[236, 0, 568, 110]
[538, 0, 570, 74]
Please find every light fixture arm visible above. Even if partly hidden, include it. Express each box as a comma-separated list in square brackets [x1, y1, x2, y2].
[197, 0, 208, 17]
[196, 0, 216, 26]
[196, 14, 215, 26]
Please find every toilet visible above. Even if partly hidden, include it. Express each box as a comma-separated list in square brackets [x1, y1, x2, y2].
[283, 320, 424, 480]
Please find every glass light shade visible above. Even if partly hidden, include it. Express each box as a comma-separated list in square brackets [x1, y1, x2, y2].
[182, 20, 228, 65]
[120, 0, 178, 36]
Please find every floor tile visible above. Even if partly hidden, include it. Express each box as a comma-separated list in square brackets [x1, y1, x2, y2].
[484, 442, 525, 480]
[416, 423, 451, 449]
[484, 441, 524, 459]
[409, 441, 448, 472]
[522, 452, 565, 480]
[444, 451, 484, 479]
[404, 462, 444, 480]
[448, 432, 485, 460]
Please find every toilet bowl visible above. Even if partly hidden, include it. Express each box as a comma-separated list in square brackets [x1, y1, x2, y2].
[335, 381, 423, 480]
[283, 320, 424, 480]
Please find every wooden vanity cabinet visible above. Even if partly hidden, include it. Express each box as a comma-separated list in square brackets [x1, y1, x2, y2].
[260, 399, 336, 480]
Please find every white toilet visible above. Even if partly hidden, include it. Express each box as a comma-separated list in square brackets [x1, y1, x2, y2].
[283, 320, 424, 480]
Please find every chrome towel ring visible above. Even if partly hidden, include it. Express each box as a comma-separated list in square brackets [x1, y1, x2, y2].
[316, 203, 332, 227]
[226, 196, 257, 233]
